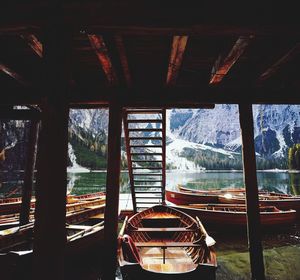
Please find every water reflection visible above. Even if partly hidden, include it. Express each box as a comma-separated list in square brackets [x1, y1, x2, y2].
[66, 170, 300, 196]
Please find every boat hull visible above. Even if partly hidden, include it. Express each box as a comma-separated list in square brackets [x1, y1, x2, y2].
[171, 204, 297, 227]
[120, 262, 216, 280]
[166, 189, 218, 204]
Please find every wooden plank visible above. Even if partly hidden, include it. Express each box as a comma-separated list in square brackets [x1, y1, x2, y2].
[0, 107, 40, 120]
[166, 36, 188, 86]
[88, 34, 118, 86]
[135, 241, 201, 247]
[20, 34, 43, 57]
[133, 227, 194, 232]
[0, 63, 29, 86]
[161, 109, 166, 204]
[210, 35, 253, 84]
[115, 35, 132, 87]
[238, 103, 265, 280]
[103, 100, 122, 279]
[259, 43, 300, 81]
[19, 120, 40, 225]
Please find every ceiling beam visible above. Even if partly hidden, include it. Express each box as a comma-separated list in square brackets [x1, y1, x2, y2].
[258, 43, 300, 82]
[210, 35, 253, 84]
[88, 34, 118, 86]
[21, 34, 43, 57]
[114, 35, 132, 87]
[2, 85, 300, 105]
[166, 36, 188, 86]
[0, 63, 29, 86]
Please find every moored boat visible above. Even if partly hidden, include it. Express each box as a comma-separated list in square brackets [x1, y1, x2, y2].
[169, 203, 297, 227]
[118, 205, 217, 280]
[0, 191, 105, 215]
[218, 193, 300, 215]
[166, 189, 219, 205]
[178, 185, 246, 194]
[0, 204, 105, 258]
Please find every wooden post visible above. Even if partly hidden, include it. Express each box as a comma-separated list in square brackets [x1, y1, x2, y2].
[33, 24, 71, 280]
[162, 108, 166, 204]
[103, 100, 123, 280]
[238, 103, 265, 280]
[19, 119, 40, 225]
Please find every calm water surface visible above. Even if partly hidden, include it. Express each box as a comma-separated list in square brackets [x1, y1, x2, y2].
[67, 170, 300, 196]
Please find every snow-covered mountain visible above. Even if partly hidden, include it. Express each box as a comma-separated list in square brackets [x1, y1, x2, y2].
[169, 105, 300, 159]
[1, 105, 299, 172]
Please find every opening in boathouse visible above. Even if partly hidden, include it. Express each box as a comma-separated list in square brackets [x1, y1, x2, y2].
[1, 2, 300, 279]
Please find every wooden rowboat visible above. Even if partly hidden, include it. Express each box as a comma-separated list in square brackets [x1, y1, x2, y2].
[166, 189, 219, 205]
[118, 205, 217, 280]
[0, 196, 106, 230]
[178, 185, 246, 194]
[0, 191, 105, 215]
[169, 203, 297, 227]
[0, 204, 105, 255]
[218, 193, 300, 215]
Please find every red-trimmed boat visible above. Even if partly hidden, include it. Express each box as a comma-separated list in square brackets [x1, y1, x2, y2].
[218, 193, 300, 215]
[169, 203, 297, 228]
[118, 205, 217, 280]
[166, 189, 219, 205]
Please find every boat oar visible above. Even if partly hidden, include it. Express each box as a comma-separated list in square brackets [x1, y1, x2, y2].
[67, 221, 104, 241]
[195, 216, 216, 247]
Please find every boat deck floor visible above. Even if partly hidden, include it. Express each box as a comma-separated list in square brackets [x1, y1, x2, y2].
[140, 247, 197, 273]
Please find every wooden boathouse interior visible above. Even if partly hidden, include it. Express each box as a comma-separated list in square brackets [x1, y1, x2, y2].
[1, 2, 300, 279]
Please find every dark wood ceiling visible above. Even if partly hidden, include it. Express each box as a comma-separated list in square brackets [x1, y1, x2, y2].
[1, 2, 300, 105]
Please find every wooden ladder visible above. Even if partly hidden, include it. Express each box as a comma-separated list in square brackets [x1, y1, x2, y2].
[123, 108, 166, 213]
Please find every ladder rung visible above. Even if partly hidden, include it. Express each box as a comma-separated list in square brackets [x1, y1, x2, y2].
[126, 110, 163, 114]
[127, 119, 162, 123]
[132, 167, 163, 170]
[129, 137, 163, 140]
[128, 128, 162, 132]
[134, 180, 163, 183]
[133, 173, 162, 176]
[130, 145, 163, 148]
[135, 191, 163, 194]
[131, 153, 162, 156]
[134, 185, 163, 188]
[136, 202, 160, 205]
[131, 160, 162, 162]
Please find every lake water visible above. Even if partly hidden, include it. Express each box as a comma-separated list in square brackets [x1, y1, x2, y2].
[68, 170, 300, 196]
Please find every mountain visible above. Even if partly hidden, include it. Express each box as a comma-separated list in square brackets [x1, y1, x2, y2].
[1, 105, 299, 172]
[169, 105, 300, 159]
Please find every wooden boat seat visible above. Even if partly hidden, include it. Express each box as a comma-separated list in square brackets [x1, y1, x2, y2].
[132, 227, 195, 232]
[135, 241, 201, 248]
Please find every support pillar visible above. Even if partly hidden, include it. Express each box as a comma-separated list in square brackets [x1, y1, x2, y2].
[19, 119, 40, 225]
[33, 24, 71, 280]
[239, 103, 265, 280]
[103, 100, 122, 280]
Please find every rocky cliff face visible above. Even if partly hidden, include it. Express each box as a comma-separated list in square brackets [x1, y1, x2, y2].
[1, 105, 299, 172]
[170, 105, 300, 159]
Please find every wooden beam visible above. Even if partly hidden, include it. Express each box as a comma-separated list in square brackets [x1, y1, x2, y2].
[88, 34, 118, 86]
[103, 100, 122, 279]
[0, 107, 40, 120]
[0, 63, 29, 86]
[210, 35, 253, 84]
[3, 84, 300, 105]
[239, 103, 265, 280]
[19, 119, 40, 225]
[114, 35, 132, 87]
[166, 36, 188, 86]
[259, 43, 300, 81]
[33, 25, 71, 279]
[21, 34, 43, 57]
